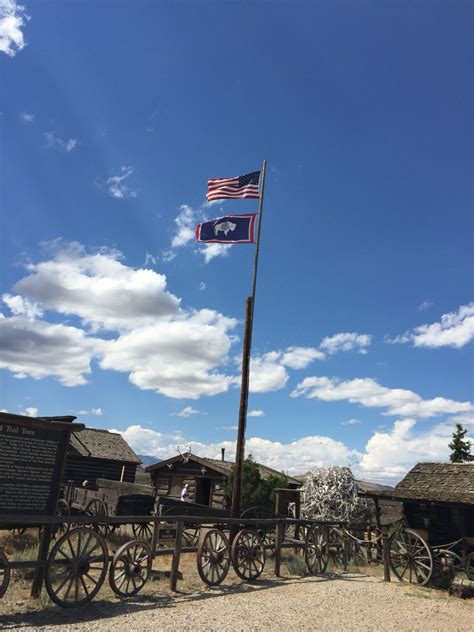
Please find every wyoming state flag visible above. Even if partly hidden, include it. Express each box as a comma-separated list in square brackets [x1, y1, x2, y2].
[196, 214, 257, 244]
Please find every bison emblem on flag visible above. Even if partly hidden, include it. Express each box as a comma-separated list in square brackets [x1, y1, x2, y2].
[196, 214, 257, 244]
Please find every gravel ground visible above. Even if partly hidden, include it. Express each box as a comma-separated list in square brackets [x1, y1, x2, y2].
[1, 573, 473, 632]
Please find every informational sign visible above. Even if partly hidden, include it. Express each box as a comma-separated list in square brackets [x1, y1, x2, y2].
[0, 413, 81, 516]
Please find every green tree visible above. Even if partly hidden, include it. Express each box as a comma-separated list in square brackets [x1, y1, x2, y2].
[448, 423, 473, 463]
[225, 454, 288, 512]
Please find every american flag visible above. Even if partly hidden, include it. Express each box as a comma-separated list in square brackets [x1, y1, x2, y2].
[206, 171, 261, 201]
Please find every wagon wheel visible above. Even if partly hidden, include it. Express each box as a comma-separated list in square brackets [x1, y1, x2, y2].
[197, 529, 230, 586]
[240, 507, 275, 550]
[85, 498, 109, 537]
[430, 550, 457, 588]
[182, 525, 200, 547]
[45, 527, 108, 607]
[305, 525, 329, 574]
[465, 552, 474, 581]
[109, 540, 152, 598]
[0, 552, 11, 599]
[389, 528, 433, 585]
[326, 527, 345, 568]
[231, 529, 266, 581]
[131, 522, 153, 541]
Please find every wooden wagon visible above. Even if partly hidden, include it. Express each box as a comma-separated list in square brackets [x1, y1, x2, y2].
[362, 462, 474, 587]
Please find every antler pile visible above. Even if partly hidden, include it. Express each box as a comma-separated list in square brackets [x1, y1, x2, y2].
[300, 466, 373, 525]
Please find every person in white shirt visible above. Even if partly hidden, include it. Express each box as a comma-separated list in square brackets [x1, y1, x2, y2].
[181, 483, 189, 501]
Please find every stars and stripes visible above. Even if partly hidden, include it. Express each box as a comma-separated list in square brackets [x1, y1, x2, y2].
[206, 171, 261, 201]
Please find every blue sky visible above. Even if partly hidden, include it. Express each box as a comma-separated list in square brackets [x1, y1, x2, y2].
[1, 1, 472, 483]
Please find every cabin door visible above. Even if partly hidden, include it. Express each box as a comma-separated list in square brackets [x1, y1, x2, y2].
[196, 478, 212, 506]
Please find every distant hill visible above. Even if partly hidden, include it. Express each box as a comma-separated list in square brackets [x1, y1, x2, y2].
[138, 454, 160, 466]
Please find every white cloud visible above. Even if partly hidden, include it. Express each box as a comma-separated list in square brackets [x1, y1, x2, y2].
[100, 309, 238, 399]
[0, 315, 103, 386]
[281, 346, 325, 368]
[44, 132, 77, 153]
[202, 243, 231, 264]
[114, 424, 359, 476]
[21, 406, 38, 417]
[171, 406, 199, 417]
[166, 204, 232, 264]
[341, 418, 362, 426]
[74, 408, 103, 417]
[14, 242, 181, 331]
[249, 352, 289, 393]
[144, 252, 158, 267]
[320, 332, 372, 355]
[248, 409, 265, 417]
[291, 376, 473, 419]
[107, 166, 138, 199]
[3, 293, 42, 319]
[199, 282, 206, 291]
[409, 303, 474, 349]
[418, 300, 434, 312]
[171, 205, 196, 248]
[19, 111, 34, 123]
[356, 419, 458, 482]
[0, 0, 28, 57]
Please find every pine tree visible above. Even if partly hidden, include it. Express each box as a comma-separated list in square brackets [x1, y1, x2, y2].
[448, 423, 473, 463]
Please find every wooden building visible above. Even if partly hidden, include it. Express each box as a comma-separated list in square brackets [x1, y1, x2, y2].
[146, 451, 301, 510]
[64, 427, 142, 488]
[362, 462, 474, 544]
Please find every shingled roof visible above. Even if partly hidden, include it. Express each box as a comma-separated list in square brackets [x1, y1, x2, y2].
[390, 462, 474, 505]
[69, 428, 141, 464]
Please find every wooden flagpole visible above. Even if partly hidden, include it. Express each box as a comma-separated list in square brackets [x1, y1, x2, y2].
[231, 160, 267, 523]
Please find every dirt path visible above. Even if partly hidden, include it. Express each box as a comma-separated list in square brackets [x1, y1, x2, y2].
[1, 573, 473, 631]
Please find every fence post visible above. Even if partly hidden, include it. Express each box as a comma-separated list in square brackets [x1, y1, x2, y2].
[151, 518, 160, 561]
[170, 520, 183, 591]
[342, 530, 349, 571]
[382, 526, 391, 582]
[274, 520, 282, 577]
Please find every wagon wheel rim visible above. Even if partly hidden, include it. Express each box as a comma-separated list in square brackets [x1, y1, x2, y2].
[304, 525, 329, 574]
[45, 527, 108, 607]
[197, 529, 230, 586]
[389, 528, 433, 586]
[231, 529, 266, 581]
[465, 552, 474, 581]
[109, 539, 152, 598]
[131, 522, 153, 541]
[0, 552, 11, 599]
[85, 499, 109, 537]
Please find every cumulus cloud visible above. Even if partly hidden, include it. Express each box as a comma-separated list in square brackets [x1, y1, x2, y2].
[3, 293, 42, 319]
[388, 304, 474, 349]
[418, 300, 434, 312]
[0, 315, 103, 386]
[356, 419, 456, 482]
[107, 166, 138, 199]
[171, 406, 199, 417]
[320, 332, 372, 355]
[114, 424, 359, 476]
[249, 352, 289, 393]
[14, 242, 181, 331]
[0, 0, 28, 57]
[171, 205, 196, 248]
[248, 409, 265, 417]
[100, 309, 238, 399]
[44, 132, 77, 153]
[291, 376, 472, 419]
[280, 346, 325, 368]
